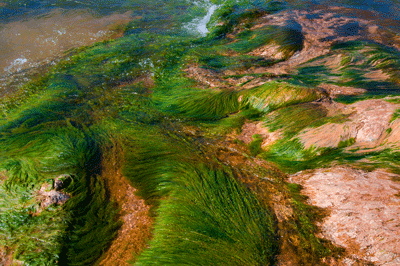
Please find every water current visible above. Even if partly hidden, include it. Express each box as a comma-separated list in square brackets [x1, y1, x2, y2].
[1, 0, 400, 265]
[1, 0, 399, 86]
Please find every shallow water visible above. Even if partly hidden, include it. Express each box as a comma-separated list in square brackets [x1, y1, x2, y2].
[0, 9, 132, 74]
[1, 1, 400, 265]
[289, 0, 400, 31]
[0, 0, 209, 95]
[192, 3, 218, 35]
[0, 0, 399, 84]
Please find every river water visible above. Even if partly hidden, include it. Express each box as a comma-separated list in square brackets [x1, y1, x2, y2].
[0, 1, 400, 265]
[0, 0, 399, 95]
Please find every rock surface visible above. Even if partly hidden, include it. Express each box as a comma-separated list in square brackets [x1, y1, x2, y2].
[236, 121, 281, 148]
[97, 144, 152, 266]
[290, 167, 400, 265]
[251, 9, 399, 75]
[299, 99, 400, 150]
[37, 180, 70, 209]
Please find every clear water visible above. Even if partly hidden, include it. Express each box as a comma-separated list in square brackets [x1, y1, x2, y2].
[288, 0, 400, 31]
[0, 1, 399, 264]
[0, 0, 210, 94]
[0, 0, 399, 92]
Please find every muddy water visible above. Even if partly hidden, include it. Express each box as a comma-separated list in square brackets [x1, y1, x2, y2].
[0, 9, 132, 75]
[0, 8, 133, 95]
[0, 0, 211, 96]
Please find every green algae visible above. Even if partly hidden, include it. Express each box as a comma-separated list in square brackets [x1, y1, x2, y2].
[207, 0, 286, 40]
[291, 40, 400, 103]
[2, 0, 400, 265]
[263, 103, 328, 138]
[337, 137, 356, 148]
[240, 81, 323, 113]
[0, 182, 66, 265]
[248, 134, 263, 156]
[228, 25, 304, 57]
[157, 88, 241, 120]
[199, 54, 276, 71]
[0, 123, 121, 265]
[391, 109, 400, 122]
[134, 163, 277, 266]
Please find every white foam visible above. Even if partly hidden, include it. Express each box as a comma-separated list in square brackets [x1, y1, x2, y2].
[4, 57, 28, 73]
[196, 4, 218, 35]
[185, 1, 219, 36]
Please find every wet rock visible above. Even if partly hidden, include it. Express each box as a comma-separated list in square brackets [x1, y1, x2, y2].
[183, 65, 227, 88]
[40, 191, 70, 209]
[318, 83, 367, 98]
[184, 8, 400, 90]
[37, 177, 71, 210]
[249, 43, 287, 60]
[237, 121, 281, 148]
[298, 99, 399, 149]
[282, 19, 302, 32]
[97, 145, 152, 266]
[290, 167, 400, 265]
[53, 174, 71, 191]
[249, 9, 400, 75]
[335, 21, 364, 36]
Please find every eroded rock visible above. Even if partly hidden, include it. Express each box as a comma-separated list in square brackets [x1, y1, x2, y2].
[183, 65, 227, 88]
[250, 9, 400, 75]
[97, 142, 152, 266]
[38, 188, 70, 209]
[53, 174, 71, 191]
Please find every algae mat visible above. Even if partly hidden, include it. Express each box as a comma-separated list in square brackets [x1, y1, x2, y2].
[1, 0, 400, 265]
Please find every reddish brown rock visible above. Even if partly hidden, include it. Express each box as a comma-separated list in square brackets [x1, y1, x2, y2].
[290, 167, 400, 265]
[249, 9, 400, 76]
[98, 143, 152, 266]
[318, 84, 367, 98]
[237, 121, 281, 148]
[249, 43, 286, 60]
[299, 99, 399, 149]
[183, 65, 226, 88]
